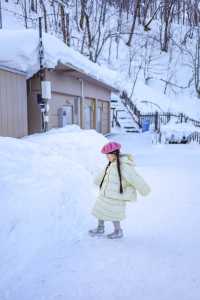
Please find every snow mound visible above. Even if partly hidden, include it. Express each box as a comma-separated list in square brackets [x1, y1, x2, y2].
[0, 126, 107, 286]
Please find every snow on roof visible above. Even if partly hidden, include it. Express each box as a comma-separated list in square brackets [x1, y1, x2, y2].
[0, 29, 120, 90]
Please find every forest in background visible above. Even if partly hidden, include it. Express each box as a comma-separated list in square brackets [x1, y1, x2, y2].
[1, 0, 200, 99]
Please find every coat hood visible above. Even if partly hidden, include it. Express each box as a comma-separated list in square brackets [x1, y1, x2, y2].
[119, 154, 135, 166]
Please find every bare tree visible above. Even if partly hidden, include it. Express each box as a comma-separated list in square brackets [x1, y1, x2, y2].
[194, 28, 200, 98]
[143, 1, 161, 31]
[160, 0, 175, 52]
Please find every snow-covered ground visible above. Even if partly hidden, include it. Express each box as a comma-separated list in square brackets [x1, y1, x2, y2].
[0, 127, 200, 300]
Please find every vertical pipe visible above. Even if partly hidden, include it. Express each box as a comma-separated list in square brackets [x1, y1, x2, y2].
[39, 16, 48, 132]
[0, 0, 2, 29]
[93, 98, 97, 130]
[79, 79, 84, 129]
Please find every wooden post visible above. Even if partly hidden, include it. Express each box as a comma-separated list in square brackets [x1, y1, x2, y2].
[93, 98, 97, 130]
[138, 111, 141, 128]
[180, 113, 183, 123]
[108, 100, 111, 133]
[155, 111, 159, 132]
[79, 79, 84, 129]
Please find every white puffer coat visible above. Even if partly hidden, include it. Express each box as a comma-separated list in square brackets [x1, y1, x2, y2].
[92, 154, 150, 221]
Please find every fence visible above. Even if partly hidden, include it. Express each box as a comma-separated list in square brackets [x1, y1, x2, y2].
[188, 132, 200, 144]
[121, 91, 200, 128]
[120, 91, 200, 144]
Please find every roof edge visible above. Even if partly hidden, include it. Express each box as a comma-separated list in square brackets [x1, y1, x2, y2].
[0, 64, 27, 76]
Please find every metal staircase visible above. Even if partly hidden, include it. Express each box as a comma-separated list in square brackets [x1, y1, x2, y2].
[111, 97, 140, 133]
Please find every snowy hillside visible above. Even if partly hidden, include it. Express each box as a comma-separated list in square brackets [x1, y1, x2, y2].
[1, 0, 200, 119]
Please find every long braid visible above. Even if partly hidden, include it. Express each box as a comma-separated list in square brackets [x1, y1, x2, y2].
[99, 162, 111, 189]
[116, 151, 123, 194]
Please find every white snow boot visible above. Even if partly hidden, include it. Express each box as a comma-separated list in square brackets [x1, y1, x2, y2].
[107, 229, 123, 239]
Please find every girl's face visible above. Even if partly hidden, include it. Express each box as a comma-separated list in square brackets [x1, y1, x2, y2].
[106, 153, 116, 162]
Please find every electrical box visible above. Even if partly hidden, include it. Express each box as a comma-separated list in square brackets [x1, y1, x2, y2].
[41, 81, 51, 100]
[58, 105, 73, 127]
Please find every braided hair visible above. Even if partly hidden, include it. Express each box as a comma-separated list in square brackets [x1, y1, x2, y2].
[115, 150, 123, 194]
[99, 161, 111, 190]
[99, 150, 123, 194]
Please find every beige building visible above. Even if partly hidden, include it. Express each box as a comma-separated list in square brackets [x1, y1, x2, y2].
[0, 63, 116, 138]
[28, 63, 114, 135]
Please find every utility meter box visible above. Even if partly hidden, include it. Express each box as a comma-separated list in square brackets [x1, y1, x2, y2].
[41, 81, 51, 100]
[58, 105, 73, 127]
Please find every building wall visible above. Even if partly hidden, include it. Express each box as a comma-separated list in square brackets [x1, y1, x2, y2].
[97, 100, 110, 134]
[49, 93, 77, 129]
[27, 75, 42, 134]
[0, 68, 28, 138]
[46, 71, 111, 101]
[28, 70, 111, 135]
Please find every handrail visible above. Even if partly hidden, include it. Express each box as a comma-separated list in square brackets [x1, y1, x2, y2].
[120, 91, 200, 128]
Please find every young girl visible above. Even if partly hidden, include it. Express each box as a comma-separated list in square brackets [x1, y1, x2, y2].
[89, 141, 150, 239]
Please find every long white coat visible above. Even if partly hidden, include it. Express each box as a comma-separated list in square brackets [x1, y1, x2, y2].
[92, 154, 150, 221]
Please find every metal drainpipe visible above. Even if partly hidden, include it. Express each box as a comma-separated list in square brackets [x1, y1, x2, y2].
[39, 16, 49, 132]
[79, 78, 84, 128]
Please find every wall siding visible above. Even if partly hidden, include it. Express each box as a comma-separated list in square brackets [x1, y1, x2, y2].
[49, 93, 75, 129]
[28, 70, 111, 134]
[0, 69, 27, 138]
[97, 100, 110, 134]
[46, 70, 111, 101]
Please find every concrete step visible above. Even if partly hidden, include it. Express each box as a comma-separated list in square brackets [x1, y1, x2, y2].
[124, 126, 136, 129]
[111, 106, 125, 110]
[118, 117, 128, 120]
[119, 120, 135, 125]
[126, 129, 140, 133]
[118, 115, 132, 119]
[116, 109, 125, 112]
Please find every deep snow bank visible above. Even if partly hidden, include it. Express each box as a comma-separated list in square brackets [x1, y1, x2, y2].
[160, 119, 200, 142]
[0, 126, 107, 286]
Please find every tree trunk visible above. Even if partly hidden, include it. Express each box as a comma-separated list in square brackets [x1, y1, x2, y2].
[126, 0, 141, 47]
[40, 0, 48, 32]
[66, 13, 70, 46]
[24, 0, 28, 29]
[60, 5, 67, 44]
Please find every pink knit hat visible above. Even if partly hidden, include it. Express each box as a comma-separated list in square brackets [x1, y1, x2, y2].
[101, 141, 121, 154]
